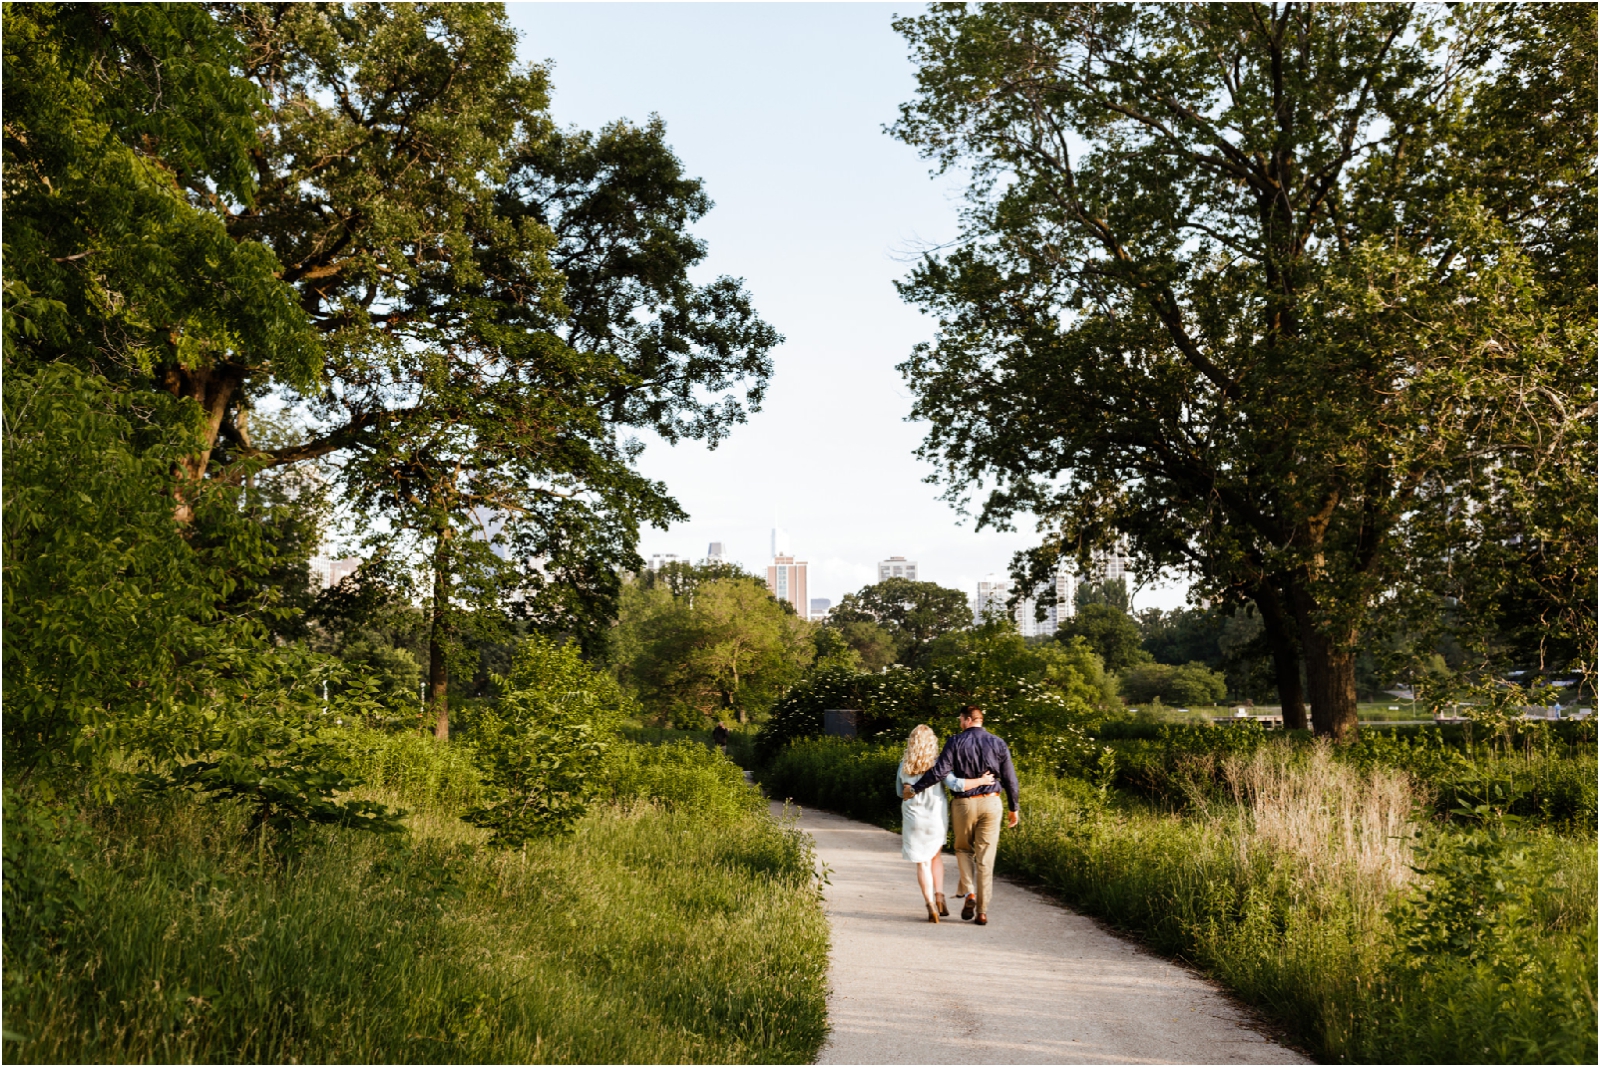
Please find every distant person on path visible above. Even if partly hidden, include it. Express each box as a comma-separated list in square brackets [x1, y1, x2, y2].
[903, 705, 1019, 926]
[896, 724, 995, 923]
[711, 721, 730, 754]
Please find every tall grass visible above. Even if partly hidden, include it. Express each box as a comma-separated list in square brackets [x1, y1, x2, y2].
[4, 769, 828, 1062]
[1001, 746, 1597, 1063]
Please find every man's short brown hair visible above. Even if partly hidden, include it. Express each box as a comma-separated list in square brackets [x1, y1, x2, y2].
[959, 704, 984, 724]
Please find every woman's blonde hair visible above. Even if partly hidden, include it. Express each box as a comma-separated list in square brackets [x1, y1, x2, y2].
[902, 724, 939, 776]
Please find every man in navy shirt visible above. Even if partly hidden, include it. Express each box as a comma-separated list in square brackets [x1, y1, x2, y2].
[902, 704, 1020, 925]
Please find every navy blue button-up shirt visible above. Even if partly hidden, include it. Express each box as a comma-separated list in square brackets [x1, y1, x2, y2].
[912, 726, 1019, 811]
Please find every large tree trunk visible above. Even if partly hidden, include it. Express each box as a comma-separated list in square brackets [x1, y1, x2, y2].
[1301, 626, 1359, 741]
[1253, 579, 1307, 730]
[161, 364, 244, 523]
[1288, 573, 1359, 741]
[429, 530, 451, 741]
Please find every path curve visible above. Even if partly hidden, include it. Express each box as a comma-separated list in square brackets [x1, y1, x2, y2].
[775, 801, 1311, 1065]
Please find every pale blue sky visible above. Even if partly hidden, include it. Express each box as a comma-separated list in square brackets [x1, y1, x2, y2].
[507, 2, 1188, 611]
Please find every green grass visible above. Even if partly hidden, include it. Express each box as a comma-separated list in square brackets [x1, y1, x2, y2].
[4, 775, 829, 1062]
[1003, 769, 1596, 1063]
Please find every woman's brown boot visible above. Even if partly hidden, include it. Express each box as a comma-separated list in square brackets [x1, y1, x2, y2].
[926, 902, 940, 923]
[935, 892, 949, 917]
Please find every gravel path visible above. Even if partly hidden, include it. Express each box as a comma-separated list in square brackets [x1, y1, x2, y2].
[774, 801, 1311, 1065]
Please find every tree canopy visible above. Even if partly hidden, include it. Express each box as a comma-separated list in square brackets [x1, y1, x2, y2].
[892, 2, 1596, 738]
[827, 577, 971, 666]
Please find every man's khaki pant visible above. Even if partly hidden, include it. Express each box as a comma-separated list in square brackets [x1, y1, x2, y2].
[950, 793, 1003, 915]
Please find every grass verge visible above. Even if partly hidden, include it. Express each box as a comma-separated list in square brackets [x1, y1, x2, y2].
[4, 784, 828, 1063]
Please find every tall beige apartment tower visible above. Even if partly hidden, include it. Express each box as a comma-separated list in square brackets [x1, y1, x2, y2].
[767, 554, 808, 612]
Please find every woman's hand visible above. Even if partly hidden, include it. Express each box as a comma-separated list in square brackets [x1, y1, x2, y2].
[960, 772, 997, 791]
[902, 784, 915, 800]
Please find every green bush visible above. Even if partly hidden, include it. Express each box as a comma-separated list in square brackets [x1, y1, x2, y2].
[1, 790, 829, 1064]
[1119, 661, 1227, 706]
[462, 636, 636, 845]
[758, 738, 906, 829]
[605, 739, 765, 820]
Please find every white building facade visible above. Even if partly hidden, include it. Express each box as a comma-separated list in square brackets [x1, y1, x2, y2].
[878, 556, 918, 582]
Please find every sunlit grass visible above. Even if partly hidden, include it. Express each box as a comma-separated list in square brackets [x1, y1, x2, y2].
[3, 790, 829, 1064]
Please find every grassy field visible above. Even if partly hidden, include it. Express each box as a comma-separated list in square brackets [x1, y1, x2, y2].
[3, 738, 829, 1064]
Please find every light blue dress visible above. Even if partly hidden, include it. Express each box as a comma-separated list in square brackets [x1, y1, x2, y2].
[897, 765, 952, 863]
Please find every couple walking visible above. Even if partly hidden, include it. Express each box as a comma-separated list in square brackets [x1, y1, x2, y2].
[896, 704, 1020, 925]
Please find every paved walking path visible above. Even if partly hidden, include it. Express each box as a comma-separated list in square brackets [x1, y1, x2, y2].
[773, 801, 1311, 1065]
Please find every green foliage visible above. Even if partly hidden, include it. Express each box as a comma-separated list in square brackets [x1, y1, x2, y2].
[604, 740, 765, 821]
[831, 619, 898, 672]
[1074, 577, 1129, 613]
[460, 636, 633, 845]
[1120, 661, 1228, 707]
[2, 3, 319, 388]
[757, 666, 937, 760]
[759, 738, 907, 830]
[614, 575, 813, 724]
[827, 576, 971, 665]
[1, 792, 829, 1064]
[1380, 829, 1598, 1062]
[332, 727, 485, 816]
[1057, 605, 1150, 673]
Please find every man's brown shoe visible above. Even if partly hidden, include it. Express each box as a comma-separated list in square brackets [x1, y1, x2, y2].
[975, 914, 988, 926]
[935, 892, 949, 917]
[961, 894, 976, 921]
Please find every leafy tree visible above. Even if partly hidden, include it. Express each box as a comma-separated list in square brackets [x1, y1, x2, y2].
[618, 577, 812, 725]
[1120, 662, 1228, 707]
[828, 577, 971, 666]
[1056, 605, 1150, 675]
[832, 620, 899, 673]
[811, 628, 867, 673]
[2, 3, 321, 518]
[169, 6, 780, 737]
[892, 4, 1594, 739]
[1138, 608, 1227, 670]
[462, 635, 633, 845]
[1075, 577, 1130, 614]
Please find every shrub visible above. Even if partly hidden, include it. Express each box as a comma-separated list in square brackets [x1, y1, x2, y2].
[604, 739, 765, 820]
[462, 636, 636, 845]
[758, 738, 906, 828]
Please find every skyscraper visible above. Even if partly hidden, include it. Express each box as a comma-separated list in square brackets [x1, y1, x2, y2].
[767, 554, 808, 611]
[706, 541, 725, 562]
[877, 556, 918, 582]
[809, 598, 831, 621]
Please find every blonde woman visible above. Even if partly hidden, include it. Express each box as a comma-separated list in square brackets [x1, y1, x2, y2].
[897, 724, 994, 923]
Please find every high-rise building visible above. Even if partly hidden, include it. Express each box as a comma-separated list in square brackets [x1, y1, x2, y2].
[809, 598, 831, 621]
[877, 556, 918, 582]
[972, 576, 1012, 625]
[771, 526, 791, 558]
[767, 554, 808, 611]
[706, 541, 725, 562]
[309, 554, 362, 590]
[647, 553, 680, 572]
[974, 564, 1078, 635]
